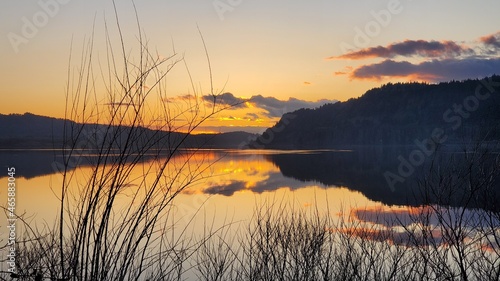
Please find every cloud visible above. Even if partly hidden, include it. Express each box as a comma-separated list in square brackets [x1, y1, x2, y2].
[245, 113, 261, 121]
[328, 40, 471, 60]
[163, 94, 196, 103]
[350, 58, 500, 82]
[331, 31, 500, 83]
[202, 92, 247, 108]
[480, 31, 500, 49]
[249, 95, 337, 118]
[200, 92, 337, 118]
[167, 93, 337, 119]
[196, 125, 267, 134]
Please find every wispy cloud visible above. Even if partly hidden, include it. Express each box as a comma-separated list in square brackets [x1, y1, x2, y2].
[328, 40, 471, 60]
[196, 125, 267, 134]
[480, 31, 500, 50]
[350, 58, 500, 82]
[245, 113, 261, 121]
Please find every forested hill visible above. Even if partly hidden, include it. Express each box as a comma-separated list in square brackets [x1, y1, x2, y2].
[250, 76, 500, 149]
[0, 113, 255, 149]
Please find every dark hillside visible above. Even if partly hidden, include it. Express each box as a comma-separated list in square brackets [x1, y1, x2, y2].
[251, 76, 500, 149]
[0, 113, 255, 149]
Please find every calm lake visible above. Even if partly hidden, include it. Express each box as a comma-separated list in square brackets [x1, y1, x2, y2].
[0, 148, 424, 221]
[0, 148, 414, 242]
[1, 147, 499, 279]
[2, 146, 498, 228]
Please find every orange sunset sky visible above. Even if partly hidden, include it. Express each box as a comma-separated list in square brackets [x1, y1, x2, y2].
[1, 0, 499, 133]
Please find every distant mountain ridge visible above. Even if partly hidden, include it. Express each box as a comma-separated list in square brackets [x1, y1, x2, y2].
[251, 76, 500, 149]
[0, 113, 256, 149]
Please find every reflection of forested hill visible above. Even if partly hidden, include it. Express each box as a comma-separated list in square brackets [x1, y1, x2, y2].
[0, 150, 65, 179]
[265, 148, 418, 206]
[265, 147, 500, 208]
[251, 76, 500, 149]
[0, 149, 169, 179]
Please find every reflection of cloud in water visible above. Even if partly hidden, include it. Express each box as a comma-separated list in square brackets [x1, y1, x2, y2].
[203, 171, 326, 196]
[204, 181, 247, 196]
[251, 172, 326, 193]
[340, 205, 500, 248]
[351, 205, 421, 227]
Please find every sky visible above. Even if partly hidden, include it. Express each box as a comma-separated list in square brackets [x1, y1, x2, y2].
[1, 0, 499, 133]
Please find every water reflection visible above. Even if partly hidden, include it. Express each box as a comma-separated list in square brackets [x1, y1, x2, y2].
[2, 147, 500, 276]
[2, 147, 499, 209]
[338, 204, 500, 251]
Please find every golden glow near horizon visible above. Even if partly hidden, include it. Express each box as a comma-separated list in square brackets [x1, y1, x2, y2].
[1, 1, 499, 133]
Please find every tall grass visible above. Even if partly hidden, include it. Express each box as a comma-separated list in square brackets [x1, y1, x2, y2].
[194, 144, 500, 281]
[195, 201, 499, 281]
[1, 2, 233, 280]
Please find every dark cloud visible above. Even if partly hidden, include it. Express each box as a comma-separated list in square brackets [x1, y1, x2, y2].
[245, 113, 261, 121]
[204, 180, 247, 196]
[202, 92, 247, 108]
[331, 31, 500, 83]
[249, 95, 337, 118]
[329, 40, 471, 60]
[350, 58, 500, 82]
[202, 92, 337, 118]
